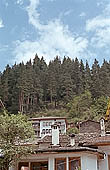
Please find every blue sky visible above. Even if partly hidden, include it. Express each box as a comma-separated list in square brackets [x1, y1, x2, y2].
[0, 0, 110, 70]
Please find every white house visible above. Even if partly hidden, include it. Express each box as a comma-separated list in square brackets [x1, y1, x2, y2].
[17, 147, 103, 170]
[7, 118, 110, 170]
[15, 123, 104, 170]
[30, 117, 67, 138]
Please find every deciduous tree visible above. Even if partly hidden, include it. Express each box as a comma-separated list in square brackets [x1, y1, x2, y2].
[0, 112, 35, 170]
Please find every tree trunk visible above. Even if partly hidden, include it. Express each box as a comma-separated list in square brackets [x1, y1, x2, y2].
[50, 89, 52, 103]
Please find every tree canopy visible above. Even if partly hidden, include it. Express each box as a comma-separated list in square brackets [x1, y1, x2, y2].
[0, 55, 110, 120]
[0, 112, 35, 170]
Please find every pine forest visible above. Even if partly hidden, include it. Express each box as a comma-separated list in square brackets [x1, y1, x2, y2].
[0, 54, 110, 122]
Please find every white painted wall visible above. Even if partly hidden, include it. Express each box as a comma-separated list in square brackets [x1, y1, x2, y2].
[40, 119, 66, 138]
[52, 126, 59, 145]
[40, 120, 54, 137]
[81, 154, 97, 170]
[98, 146, 110, 170]
[48, 157, 54, 170]
[99, 157, 108, 170]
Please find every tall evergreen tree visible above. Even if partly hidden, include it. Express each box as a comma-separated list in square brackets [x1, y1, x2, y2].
[91, 59, 101, 99]
[85, 60, 91, 90]
[47, 56, 61, 107]
[71, 58, 83, 95]
[1, 65, 12, 111]
[99, 60, 110, 97]
[80, 59, 86, 91]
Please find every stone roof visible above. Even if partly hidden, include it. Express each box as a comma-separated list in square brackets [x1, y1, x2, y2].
[83, 135, 110, 146]
[38, 132, 102, 149]
[38, 134, 70, 147]
[35, 146, 104, 157]
[29, 117, 67, 121]
[75, 133, 100, 144]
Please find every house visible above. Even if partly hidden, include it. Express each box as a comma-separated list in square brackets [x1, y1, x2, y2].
[16, 120, 105, 170]
[30, 117, 67, 138]
[9, 117, 110, 170]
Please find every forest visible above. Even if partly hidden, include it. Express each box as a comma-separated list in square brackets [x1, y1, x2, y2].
[0, 54, 110, 122]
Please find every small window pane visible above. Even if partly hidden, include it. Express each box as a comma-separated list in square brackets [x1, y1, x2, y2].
[55, 158, 66, 170]
[69, 157, 81, 170]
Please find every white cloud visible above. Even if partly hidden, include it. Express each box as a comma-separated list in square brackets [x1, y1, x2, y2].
[0, 18, 4, 28]
[13, 20, 88, 64]
[86, 2, 110, 48]
[13, 0, 88, 64]
[86, 17, 110, 31]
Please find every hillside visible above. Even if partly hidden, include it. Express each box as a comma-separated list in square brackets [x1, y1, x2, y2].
[0, 55, 110, 122]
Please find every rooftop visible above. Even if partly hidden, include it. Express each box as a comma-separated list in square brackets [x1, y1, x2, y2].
[29, 116, 67, 121]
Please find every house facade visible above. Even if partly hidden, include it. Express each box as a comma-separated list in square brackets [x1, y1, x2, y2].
[30, 117, 67, 138]
[9, 118, 110, 170]
[17, 147, 103, 170]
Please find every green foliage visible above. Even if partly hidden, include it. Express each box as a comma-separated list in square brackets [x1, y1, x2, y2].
[67, 127, 79, 135]
[67, 91, 108, 122]
[90, 96, 108, 121]
[0, 56, 110, 118]
[67, 90, 92, 120]
[0, 112, 35, 170]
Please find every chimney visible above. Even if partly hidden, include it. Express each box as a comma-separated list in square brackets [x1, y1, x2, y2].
[100, 118, 105, 136]
[69, 134, 75, 146]
[51, 124, 59, 146]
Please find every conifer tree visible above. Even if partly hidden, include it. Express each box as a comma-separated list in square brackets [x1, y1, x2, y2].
[91, 59, 101, 99]
[99, 60, 110, 97]
[71, 58, 83, 95]
[85, 60, 91, 90]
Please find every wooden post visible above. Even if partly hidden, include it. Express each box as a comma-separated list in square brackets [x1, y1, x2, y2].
[29, 162, 31, 170]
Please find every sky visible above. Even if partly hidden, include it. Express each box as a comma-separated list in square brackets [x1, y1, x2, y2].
[0, 0, 110, 70]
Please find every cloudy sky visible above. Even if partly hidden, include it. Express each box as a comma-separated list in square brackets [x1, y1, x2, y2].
[0, 0, 110, 70]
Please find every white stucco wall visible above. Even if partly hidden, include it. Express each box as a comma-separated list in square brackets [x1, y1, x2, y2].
[40, 119, 66, 138]
[52, 127, 59, 145]
[81, 154, 97, 170]
[98, 146, 110, 170]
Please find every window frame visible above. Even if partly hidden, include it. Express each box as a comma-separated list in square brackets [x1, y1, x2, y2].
[55, 158, 66, 170]
[69, 157, 81, 170]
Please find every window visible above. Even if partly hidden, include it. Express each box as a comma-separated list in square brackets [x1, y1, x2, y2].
[43, 122, 46, 127]
[69, 157, 81, 170]
[49, 122, 52, 126]
[49, 129, 52, 133]
[31, 161, 48, 170]
[46, 129, 49, 134]
[41, 129, 45, 134]
[54, 126, 57, 129]
[46, 122, 49, 126]
[55, 158, 66, 170]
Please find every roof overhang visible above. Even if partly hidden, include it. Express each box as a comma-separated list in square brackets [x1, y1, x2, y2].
[35, 146, 104, 158]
